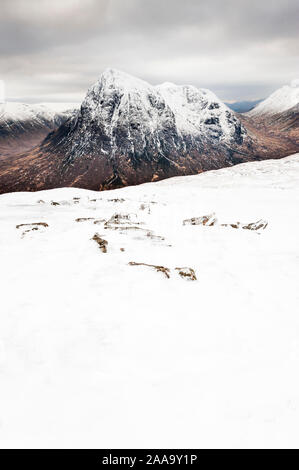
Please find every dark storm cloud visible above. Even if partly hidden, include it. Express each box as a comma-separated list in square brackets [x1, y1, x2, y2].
[1, 0, 298, 102]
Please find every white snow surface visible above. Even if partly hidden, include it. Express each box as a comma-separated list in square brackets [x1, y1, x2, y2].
[248, 80, 299, 116]
[0, 154, 299, 448]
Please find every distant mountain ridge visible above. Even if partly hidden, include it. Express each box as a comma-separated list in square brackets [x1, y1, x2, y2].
[247, 80, 299, 117]
[0, 101, 79, 157]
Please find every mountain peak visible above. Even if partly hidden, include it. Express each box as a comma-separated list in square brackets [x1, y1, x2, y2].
[77, 68, 245, 146]
[248, 81, 299, 116]
[93, 68, 152, 92]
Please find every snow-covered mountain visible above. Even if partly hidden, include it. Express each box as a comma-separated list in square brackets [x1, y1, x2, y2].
[247, 80, 299, 116]
[67, 68, 246, 161]
[1, 69, 299, 194]
[0, 101, 79, 157]
[242, 80, 299, 152]
[1, 153, 299, 447]
[0, 68, 255, 193]
[156, 81, 243, 140]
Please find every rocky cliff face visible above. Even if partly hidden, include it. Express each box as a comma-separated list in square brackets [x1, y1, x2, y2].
[56, 69, 248, 165]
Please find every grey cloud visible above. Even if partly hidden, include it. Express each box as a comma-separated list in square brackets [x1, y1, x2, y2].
[0, 0, 109, 55]
[0, 0, 298, 102]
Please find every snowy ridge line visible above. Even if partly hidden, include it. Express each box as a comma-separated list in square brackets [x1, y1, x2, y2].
[0, 101, 80, 126]
[248, 79, 299, 116]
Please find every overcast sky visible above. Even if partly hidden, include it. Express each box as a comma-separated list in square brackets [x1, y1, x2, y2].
[1, 0, 298, 103]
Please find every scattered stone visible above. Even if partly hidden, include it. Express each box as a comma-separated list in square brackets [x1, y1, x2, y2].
[183, 213, 268, 232]
[105, 213, 131, 226]
[221, 219, 268, 231]
[93, 219, 106, 225]
[221, 222, 240, 229]
[16, 222, 49, 229]
[22, 228, 39, 236]
[128, 262, 170, 279]
[175, 267, 197, 281]
[108, 198, 125, 203]
[242, 220, 268, 231]
[183, 213, 217, 226]
[37, 200, 45, 204]
[146, 231, 165, 241]
[139, 203, 151, 214]
[75, 217, 95, 222]
[120, 248, 125, 252]
[104, 213, 142, 229]
[91, 233, 108, 253]
[51, 201, 60, 206]
[105, 225, 145, 231]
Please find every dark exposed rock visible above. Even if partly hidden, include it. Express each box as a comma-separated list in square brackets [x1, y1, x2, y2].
[242, 220, 268, 231]
[91, 233, 108, 253]
[183, 214, 217, 226]
[108, 198, 125, 203]
[93, 219, 106, 225]
[221, 222, 240, 229]
[221, 220, 268, 230]
[175, 267, 197, 281]
[16, 222, 49, 229]
[75, 217, 95, 222]
[128, 261, 170, 279]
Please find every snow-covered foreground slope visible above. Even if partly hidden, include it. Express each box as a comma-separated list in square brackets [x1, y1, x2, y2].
[0, 154, 299, 448]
